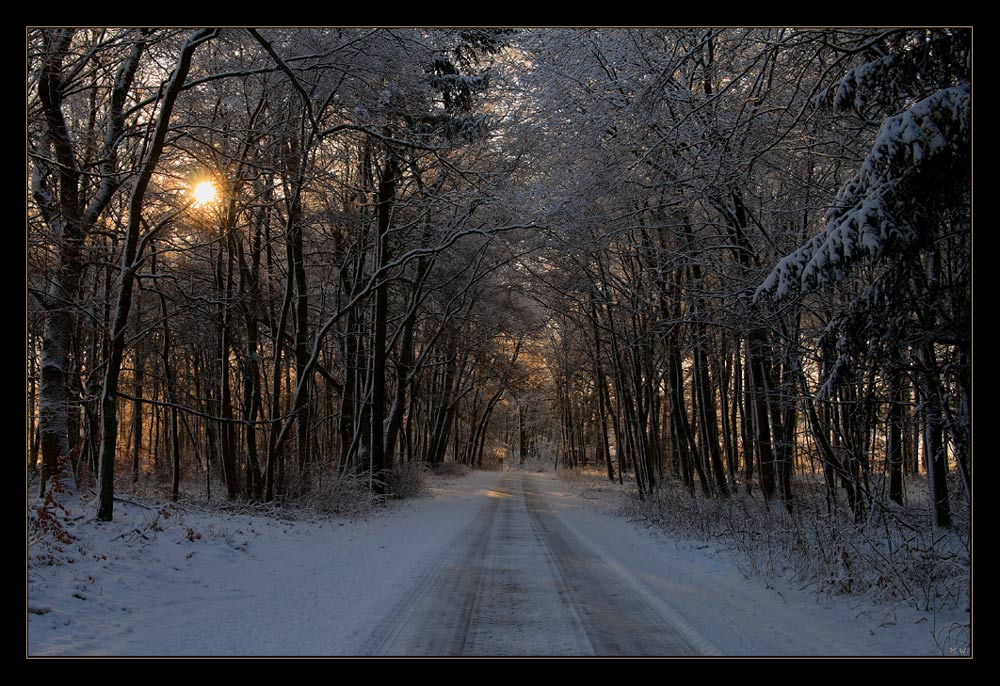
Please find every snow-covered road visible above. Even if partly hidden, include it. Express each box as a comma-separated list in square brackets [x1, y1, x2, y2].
[28, 469, 953, 656]
[365, 473, 707, 656]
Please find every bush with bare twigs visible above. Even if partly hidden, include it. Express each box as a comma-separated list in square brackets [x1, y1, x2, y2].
[387, 461, 427, 499]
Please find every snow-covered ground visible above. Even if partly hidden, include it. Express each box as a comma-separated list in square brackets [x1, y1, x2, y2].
[27, 469, 968, 656]
[28, 472, 497, 656]
[540, 471, 968, 656]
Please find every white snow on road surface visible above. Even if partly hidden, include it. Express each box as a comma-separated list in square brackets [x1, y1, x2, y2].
[27, 469, 965, 656]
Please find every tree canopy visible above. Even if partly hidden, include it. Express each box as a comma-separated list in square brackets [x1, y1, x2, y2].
[28, 28, 970, 537]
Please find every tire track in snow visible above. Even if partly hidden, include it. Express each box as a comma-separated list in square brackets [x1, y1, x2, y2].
[522, 473, 718, 656]
[460, 475, 591, 655]
[365, 471, 719, 656]
[362, 475, 509, 655]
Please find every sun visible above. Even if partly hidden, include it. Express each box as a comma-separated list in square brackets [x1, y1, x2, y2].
[192, 181, 217, 205]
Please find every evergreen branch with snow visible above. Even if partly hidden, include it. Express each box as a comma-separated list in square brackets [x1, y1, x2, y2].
[757, 83, 970, 302]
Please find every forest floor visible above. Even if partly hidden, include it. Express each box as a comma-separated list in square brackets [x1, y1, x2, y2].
[26, 468, 968, 657]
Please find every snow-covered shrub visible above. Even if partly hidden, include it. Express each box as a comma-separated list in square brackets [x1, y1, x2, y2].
[618, 475, 969, 618]
[387, 460, 427, 499]
[429, 461, 469, 478]
[305, 470, 381, 518]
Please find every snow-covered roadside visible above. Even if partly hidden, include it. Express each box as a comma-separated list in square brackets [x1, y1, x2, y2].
[28, 467, 969, 657]
[544, 471, 969, 657]
[28, 470, 507, 656]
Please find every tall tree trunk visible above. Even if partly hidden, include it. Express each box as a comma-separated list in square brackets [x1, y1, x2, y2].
[95, 29, 214, 521]
[152, 254, 182, 502]
[217, 226, 240, 500]
[694, 341, 729, 497]
[264, 265, 292, 499]
[130, 355, 144, 483]
[888, 369, 904, 506]
[384, 249, 430, 465]
[917, 344, 952, 528]
[719, 346, 737, 483]
[291, 196, 311, 484]
[236, 200, 265, 499]
[370, 155, 398, 492]
[740, 343, 755, 494]
[34, 30, 143, 498]
[588, 300, 615, 482]
[746, 338, 776, 500]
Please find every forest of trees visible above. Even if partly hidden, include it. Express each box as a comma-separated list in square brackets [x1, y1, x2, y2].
[28, 28, 970, 534]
